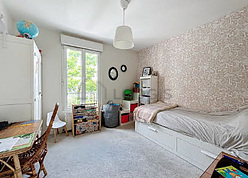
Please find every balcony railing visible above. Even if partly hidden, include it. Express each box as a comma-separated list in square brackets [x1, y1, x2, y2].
[67, 91, 97, 107]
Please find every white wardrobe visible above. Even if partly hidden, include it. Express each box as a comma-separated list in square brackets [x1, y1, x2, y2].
[0, 34, 42, 123]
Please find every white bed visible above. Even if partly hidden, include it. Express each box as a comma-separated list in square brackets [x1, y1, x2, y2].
[135, 106, 248, 170]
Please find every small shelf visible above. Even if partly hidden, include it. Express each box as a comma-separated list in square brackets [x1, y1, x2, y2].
[120, 100, 138, 126]
[72, 104, 101, 136]
[140, 75, 158, 105]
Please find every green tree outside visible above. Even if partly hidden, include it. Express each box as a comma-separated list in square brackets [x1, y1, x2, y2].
[67, 49, 98, 108]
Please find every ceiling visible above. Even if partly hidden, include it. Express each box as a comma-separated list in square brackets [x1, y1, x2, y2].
[2, 0, 248, 51]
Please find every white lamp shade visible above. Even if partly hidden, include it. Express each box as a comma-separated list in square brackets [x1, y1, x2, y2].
[113, 25, 134, 49]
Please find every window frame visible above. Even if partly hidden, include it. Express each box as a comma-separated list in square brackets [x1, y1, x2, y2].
[62, 46, 101, 112]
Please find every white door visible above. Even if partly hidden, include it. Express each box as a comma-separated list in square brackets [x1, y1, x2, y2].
[33, 50, 42, 120]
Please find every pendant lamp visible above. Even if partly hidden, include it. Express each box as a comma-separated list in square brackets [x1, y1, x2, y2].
[113, 0, 134, 49]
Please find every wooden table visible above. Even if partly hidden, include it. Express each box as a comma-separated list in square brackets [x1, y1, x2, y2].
[0, 120, 42, 178]
[201, 151, 248, 177]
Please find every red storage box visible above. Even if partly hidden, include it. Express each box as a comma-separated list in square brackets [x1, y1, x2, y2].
[121, 113, 129, 123]
[130, 103, 138, 112]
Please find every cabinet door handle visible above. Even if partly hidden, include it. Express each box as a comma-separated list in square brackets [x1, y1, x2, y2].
[148, 126, 157, 133]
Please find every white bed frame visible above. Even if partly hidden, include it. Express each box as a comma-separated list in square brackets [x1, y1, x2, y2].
[135, 121, 230, 171]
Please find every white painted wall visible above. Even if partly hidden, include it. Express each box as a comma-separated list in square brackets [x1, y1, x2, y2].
[101, 45, 138, 104]
[11, 23, 138, 130]
[0, 0, 14, 35]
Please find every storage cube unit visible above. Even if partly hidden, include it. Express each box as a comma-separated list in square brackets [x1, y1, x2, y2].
[140, 75, 158, 105]
[119, 109, 132, 125]
[119, 100, 138, 125]
[122, 100, 138, 112]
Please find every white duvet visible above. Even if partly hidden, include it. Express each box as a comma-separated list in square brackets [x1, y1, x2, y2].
[153, 107, 248, 161]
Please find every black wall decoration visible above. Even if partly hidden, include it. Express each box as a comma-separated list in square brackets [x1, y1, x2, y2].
[121, 65, 127, 72]
[109, 67, 118, 81]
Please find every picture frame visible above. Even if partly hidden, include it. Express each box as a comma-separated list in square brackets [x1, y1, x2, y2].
[142, 67, 151, 76]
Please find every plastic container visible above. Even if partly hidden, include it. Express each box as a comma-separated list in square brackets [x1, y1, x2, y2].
[141, 88, 151, 96]
[121, 113, 129, 123]
[140, 96, 150, 104]
[142, 79, 151, 87]
[130, 103, 138, 112]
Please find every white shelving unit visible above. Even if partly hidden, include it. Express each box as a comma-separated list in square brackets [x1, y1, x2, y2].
[120, 100, 138, 126]
[140, 75, 158, 105]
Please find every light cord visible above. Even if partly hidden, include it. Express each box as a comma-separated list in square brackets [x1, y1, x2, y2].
[123, 9, 125, 25]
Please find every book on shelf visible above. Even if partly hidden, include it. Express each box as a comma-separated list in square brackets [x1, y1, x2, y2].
[72, 103, 101, 136]
[215, 165, 248, 178]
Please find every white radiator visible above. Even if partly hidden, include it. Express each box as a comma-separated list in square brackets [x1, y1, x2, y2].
[64, 113, 72, 131]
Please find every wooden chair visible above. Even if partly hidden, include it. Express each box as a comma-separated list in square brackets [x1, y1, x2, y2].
[0, 103, 59, 178]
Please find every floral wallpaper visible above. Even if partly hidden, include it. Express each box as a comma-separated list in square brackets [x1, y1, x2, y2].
[137, 6, 248, 112]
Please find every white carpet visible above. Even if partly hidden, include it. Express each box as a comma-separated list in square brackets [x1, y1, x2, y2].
[44, 123, 203, 178]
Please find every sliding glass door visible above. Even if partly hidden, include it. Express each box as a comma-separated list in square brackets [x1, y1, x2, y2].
[65, 47, 99, 109]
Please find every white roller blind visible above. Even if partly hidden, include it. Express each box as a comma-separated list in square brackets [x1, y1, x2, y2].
[61, 34, 103, 52]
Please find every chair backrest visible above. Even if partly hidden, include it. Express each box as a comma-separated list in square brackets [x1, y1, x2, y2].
[44, 103, 59, 141]
[20, 103, 59, 172]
